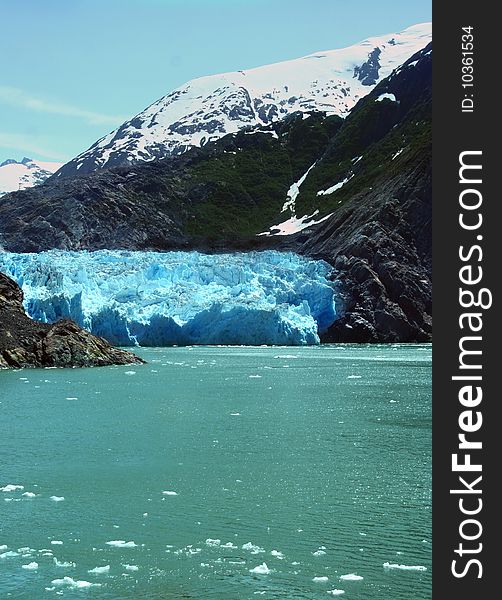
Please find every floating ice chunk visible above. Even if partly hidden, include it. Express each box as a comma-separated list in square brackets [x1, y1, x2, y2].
[53, 558, 75, 568]
[221, 542, 238, 549]
[65, 397, 78, 400]
[105, 540, 138, 548]
[249, 562, 272, 574]
[88, 565, 110, 574]
[313, 549, 327, 556]
[22, 492, 37, 498]
[340, 573, 363, 581]
[124, 371, 136, 376]
[249, 375, 262, 378]
[313, 576, 329, 582]
[0, 484, 24, 492]
[123, 564, 139, 571]
[22, 562, 38, 570]
[242, 542, 266, 554]
[327, 590, 345, 596]
[376, 93, 397, 102]
[0, 545, 7, 551]
[51, 540, 64, 545]
[1, 550, 19, 558]
[383, 562, 427, 571]
[347, 375, 361, 379]
[270, 550, 285, 559]
[230, 412, 241, 416]
[50, 496, 65, 502]
[51, 576, 101, 589]
[205, 538, 221, 547]
[162, 491, 178, 496]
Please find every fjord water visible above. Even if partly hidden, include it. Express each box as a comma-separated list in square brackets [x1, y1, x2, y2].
[0, 345, 431, 599]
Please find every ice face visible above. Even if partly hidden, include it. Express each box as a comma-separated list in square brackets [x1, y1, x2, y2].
[0, 250, 336, 346]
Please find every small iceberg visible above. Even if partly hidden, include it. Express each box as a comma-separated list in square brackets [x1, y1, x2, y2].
[88, 565, 110, 574]
[339, 573, 363, 581]
[105, 540, 137, 548]
[51, 576, 101, 589]
[383, 562, 427, 571]
[249, 562, 272, 575]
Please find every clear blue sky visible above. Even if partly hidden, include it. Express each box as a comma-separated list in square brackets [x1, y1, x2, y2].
[0, 0, 431, 163]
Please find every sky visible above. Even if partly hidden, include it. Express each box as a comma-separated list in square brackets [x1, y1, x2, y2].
[0, 0, 431, 164]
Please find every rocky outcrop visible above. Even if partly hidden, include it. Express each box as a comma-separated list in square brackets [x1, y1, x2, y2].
[300, 157, 431, 343]
[0, 272, 144, 369]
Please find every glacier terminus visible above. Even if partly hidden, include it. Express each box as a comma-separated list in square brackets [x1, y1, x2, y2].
[0, 251, 337, 346]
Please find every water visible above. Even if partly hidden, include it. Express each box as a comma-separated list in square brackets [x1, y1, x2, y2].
[0, 344, 431, 599]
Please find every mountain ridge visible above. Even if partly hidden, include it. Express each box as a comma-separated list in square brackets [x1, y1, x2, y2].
[53, 23, 431, 179]
[0, 158, 63, 197]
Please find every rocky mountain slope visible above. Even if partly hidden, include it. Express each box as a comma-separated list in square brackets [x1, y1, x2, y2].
[0, 272, 143, 369]
[0, 158, 63, 197]
[54, 23, 431, 178]
[0, 43, 432, 343]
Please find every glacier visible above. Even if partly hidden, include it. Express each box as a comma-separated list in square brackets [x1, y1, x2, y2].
[0, 250, 337, 346]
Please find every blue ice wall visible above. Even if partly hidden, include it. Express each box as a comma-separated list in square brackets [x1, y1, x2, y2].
[0, 250, 337, 346]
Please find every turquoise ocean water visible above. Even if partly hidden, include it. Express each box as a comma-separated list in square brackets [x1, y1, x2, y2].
[0, 344, 431, 599]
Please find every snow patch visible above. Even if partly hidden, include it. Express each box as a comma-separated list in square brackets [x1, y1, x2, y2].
[376, 93, 397, 102]
[317, 175, 354, 196]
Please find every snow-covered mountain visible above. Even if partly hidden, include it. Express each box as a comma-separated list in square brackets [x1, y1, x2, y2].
[55, 23, 431, 178]
[0, 158, 63, 197]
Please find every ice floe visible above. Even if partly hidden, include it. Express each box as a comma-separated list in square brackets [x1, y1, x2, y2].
[339, 573, 363, 581]
[383, 562, 427, 571]
[88, 565, 110, 574]
[249, 562, 272, 574]
[0, 484, 24, 492]
[21, 562, 38, 570]
[51, 576, 101, 589]
[105, 540, 138, 548]
[53, 558, 76, 568]
[242, 542, 266, 554]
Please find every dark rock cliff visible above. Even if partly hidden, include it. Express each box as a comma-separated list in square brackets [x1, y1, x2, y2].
[0, 272, 144, 369]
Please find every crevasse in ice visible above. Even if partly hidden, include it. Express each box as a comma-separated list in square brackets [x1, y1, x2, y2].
[0, 250, 337, 346]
